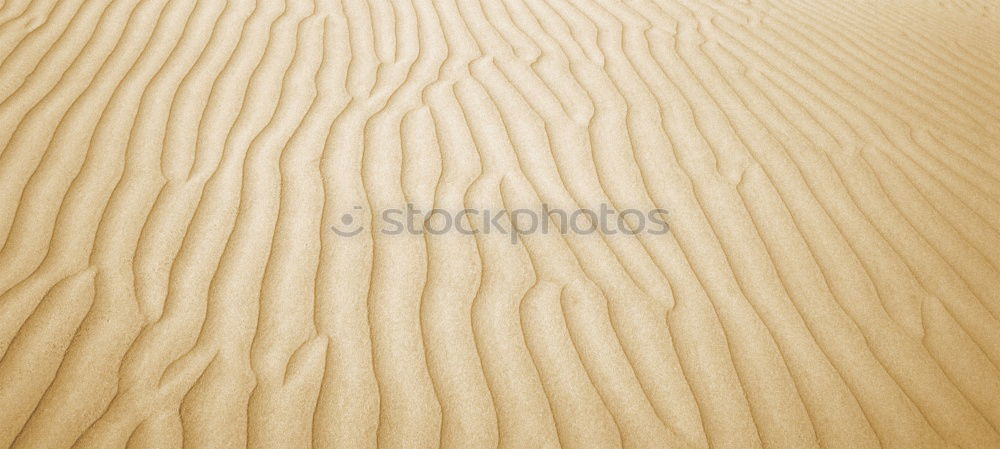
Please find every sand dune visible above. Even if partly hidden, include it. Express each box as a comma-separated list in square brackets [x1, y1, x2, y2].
[0, 0, 998, 447]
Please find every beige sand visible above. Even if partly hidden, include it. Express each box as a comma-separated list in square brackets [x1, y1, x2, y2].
[1, 0, 999, 447]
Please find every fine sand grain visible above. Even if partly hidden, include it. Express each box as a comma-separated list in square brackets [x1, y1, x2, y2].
[1, 0, 999, 447]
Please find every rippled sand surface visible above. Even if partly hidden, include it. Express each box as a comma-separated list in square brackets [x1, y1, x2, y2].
[1, 0, 999, 447]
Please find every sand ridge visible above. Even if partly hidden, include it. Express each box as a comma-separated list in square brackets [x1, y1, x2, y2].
[0, 0, 999, 447]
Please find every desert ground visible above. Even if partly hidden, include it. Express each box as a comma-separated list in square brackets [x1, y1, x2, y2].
[0, 0, 999, 447]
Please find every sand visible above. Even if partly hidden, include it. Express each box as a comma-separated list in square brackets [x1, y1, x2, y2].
[0, 0, 998, 447]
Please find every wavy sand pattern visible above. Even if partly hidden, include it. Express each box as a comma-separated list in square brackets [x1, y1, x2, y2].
[0, 0, 999, 447]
